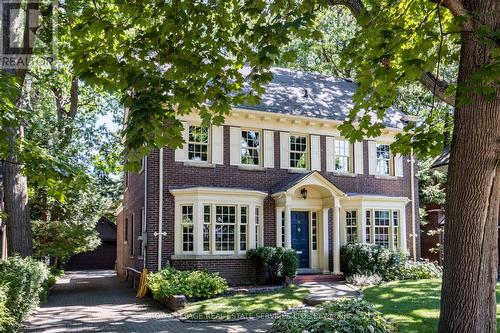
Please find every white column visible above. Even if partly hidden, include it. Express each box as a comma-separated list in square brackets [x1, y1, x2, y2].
[321, 208, 330, 274]
[193, 202, 204, 254]
[333, 199, 342, 274]
[248, 203, 256, 249]
[400, 207, 408, 254]
[284, 206, 292, 249]
[276, 208, 284, 247]
[360, 207, 366, 243]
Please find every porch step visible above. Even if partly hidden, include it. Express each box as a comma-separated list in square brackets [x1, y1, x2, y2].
[293, 273, 344, 284]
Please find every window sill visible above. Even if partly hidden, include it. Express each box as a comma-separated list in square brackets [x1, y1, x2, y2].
[183, 162, 216, 168]
[171, 254, 247, 260]
[374, 174, 398, 180]
[238, 165, 266, 172]
[288, 168, 310, 174]
[331, 171, 356, 178]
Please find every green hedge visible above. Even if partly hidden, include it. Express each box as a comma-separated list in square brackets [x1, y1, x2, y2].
[148, 267, 228, 300]
[273, 298, 395, 333]
[0, 256, 50, 332]
[340, 243, 441, 282]
[247, 247, 298, 284]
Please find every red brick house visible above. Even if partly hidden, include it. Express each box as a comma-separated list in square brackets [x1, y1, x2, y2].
[116, 68, 421, 285]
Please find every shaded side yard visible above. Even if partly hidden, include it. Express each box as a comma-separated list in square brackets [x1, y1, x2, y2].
[363, 279, 500, 333]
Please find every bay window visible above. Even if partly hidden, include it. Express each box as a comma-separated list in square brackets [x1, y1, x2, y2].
[173, 188, 267, 256]
[363, 209, 401, 249]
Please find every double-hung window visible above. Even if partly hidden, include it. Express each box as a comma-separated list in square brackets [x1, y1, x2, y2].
[240, 206, 248, 251]
[393, 211, 399, 248]
[345, 210, 358, 244]
[188, 125, 209, 162]
[365, 209, 400, 249]
[335, 140, 352, 172]
[290, 135, 308, 168]
[215, 205, 236, 251]
[203, 205, 211, 251]
[255, 207, 261, 248]
[374, 210, 390, 248]
[241, 130, 261, 166]
[181, 205, 194, 252]
[365, 211, 371, 243]
[376, 144, 392, 175]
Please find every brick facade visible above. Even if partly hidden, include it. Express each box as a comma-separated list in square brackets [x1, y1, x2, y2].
[117, 125, 421, 285]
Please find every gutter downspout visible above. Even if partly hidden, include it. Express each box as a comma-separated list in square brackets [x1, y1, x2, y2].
[410, 147, 417, 261]
[157, 148, 164, 271]
[143, 156, 147, 269]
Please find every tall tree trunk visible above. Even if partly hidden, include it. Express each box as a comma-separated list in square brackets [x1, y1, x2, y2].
[1, 1, 37, 257]
[439, 1, 500, 332]
[3, 127, 33, 257]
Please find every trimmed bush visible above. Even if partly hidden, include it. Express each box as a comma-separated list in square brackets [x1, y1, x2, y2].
[0, 285, 14, 331]
[340, 243, 406, 280]
[273, 298, 395, 333]
[148, 267, 228, 300]
[247, 247, 298, 284]
[0, 256, 49, 332]
[398, 260, 442, 280]
[346, 274, 383, 287]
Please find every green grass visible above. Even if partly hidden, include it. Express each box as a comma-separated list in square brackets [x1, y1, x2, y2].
[179, 286, 309, 320]
[363, 279, 500, 333]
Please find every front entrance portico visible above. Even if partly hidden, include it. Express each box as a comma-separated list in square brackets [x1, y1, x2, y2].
[272, 171, 346, 274]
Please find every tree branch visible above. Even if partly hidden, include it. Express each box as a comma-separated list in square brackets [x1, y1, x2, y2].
[328, 0, 456, 107]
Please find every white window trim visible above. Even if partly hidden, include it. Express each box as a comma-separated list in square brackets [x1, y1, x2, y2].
[334, 139, 353, 173]
[375, 143, 394, 176]
[340, 195, 409, 251]
[187, 124, 211, 164]
[180, 204, 195, 253]
[289, 133, 310, 170]
[171, 188, 267, 257]
[240, 128, 263, 167]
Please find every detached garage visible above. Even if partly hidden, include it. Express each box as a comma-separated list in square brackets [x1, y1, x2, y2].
[66, 217, 117, 270]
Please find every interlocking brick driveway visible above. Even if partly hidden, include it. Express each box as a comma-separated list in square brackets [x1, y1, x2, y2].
[23, 270, 273, 333]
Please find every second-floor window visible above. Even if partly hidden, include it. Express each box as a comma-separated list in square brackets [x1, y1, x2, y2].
[188, 125, 209, 162]
[290, 135, 308, 168]
[241, 130, 261, 165]
[376, 144, 392, 175]
[335, 139, 352, 172]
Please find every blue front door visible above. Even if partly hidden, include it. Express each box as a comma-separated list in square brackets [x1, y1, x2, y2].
[291, 211, 309, 269]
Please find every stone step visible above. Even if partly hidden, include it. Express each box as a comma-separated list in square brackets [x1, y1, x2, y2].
[293, 273, 344, 284]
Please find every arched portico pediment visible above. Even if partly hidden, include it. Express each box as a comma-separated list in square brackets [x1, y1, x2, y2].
[271, 171, 346, 208]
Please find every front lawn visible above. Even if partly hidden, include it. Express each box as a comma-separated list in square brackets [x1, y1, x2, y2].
[179, 286, 309, 320]
[363, 279, 500, 333]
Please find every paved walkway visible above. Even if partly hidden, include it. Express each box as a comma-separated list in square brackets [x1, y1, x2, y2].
[23, 270, 273, 333]
[299, 281, 360, 305]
